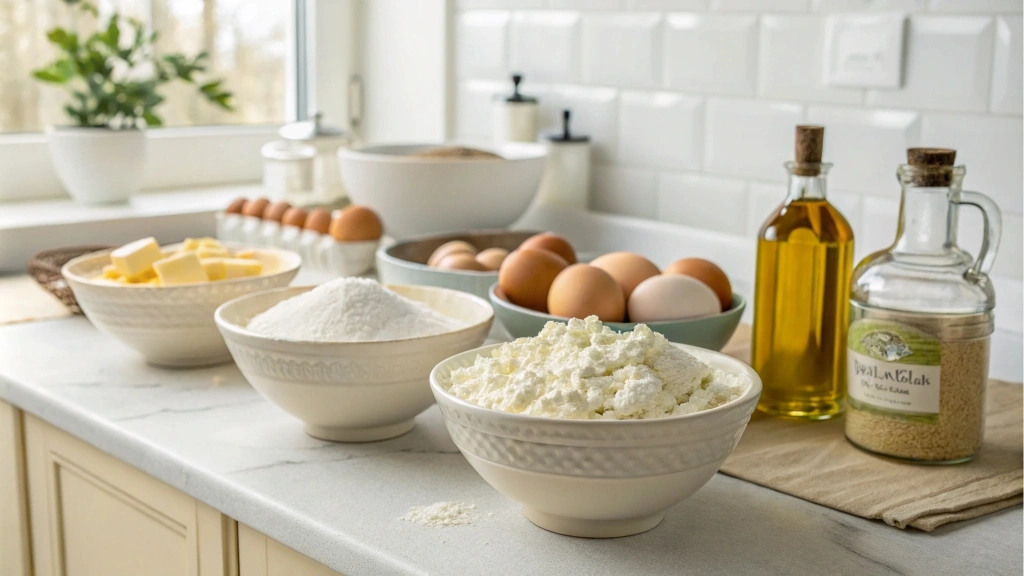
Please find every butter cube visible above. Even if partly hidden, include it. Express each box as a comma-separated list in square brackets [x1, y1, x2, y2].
[235, 249, 257, 259]
[101, 264, 120, 280]
[110, 237, 163, 279]
[181, 238, 201, 251]
[198, 247, 231, 259]
[200, 258, 227, 281]
[199, 237, 223, 249]
[222, 258, 262, 279]
[146, 278, 162, 285]
[153, 251, 208, 285]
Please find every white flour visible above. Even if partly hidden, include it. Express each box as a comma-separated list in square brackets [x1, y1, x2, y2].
[400, 501, 480, 527]
[246, 278, 465, 342]
[445, 316, 747, 420]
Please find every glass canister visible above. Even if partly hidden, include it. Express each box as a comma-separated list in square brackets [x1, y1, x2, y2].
[845, 148, 1002, 464]
[279, 112, 351, 205]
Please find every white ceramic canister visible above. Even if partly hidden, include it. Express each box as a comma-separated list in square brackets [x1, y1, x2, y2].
[535, 109, 591, 209]
[261, 141, 317, 205]
[493, 74, 538, 145]
[279, 113, 351, 205]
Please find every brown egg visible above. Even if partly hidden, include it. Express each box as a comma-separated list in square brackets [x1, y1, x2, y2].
[663, 258, 732, 310]
[498, 248, 568, 312]
[242, 197, 270, 218]
[281, 207, 308, 228]
[428, 240, 477, 267]
[436, 253, 488, 271]
[225, 197, 247, 214]
[590, 252, 660, 300]
[520, 232, 577, 264]
[304, 208, 332, 234]
[329, 205, 384, 242]
[263, 200, 291, 222]
[547, 264, 625, 322]
[475, 247, 508, 271]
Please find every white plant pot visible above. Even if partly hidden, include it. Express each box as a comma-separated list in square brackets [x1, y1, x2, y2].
[46, 126, 147, 205]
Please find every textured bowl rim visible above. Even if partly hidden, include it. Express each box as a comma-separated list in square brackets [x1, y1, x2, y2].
[338, 141, 546, 164]
[488, 282, 746, 328]
[215, 283, 496, 348]
[430, 342, 762, 427]
[376, 229, 543, 277]
[61, 244, 302, 290]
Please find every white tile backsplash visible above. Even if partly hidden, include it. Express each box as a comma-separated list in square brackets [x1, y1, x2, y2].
[548, 0, 624, 9]
[866, 16, 994, 112]
[581, 14, 662, 88]
[591, 164, 659, 217]
[927, 0, 1024, 13]
[921, 113, 1024, 213]
[759, 16, 863, 104]
[616, 91, 703, 169]
[664, 14, 759, 96]
[812, 0, 926, 10]
[806, 106, 921, 195]
[747, 183, 786, 236]
[510, 12, 581, 83]
[959, 210, 1023, 279]
[457, 11, 510, 79]
[658, 173, 748, 234]
[861, 195, 901, 255]
[628, 0, 709, 8]
[456, 80, 507, 137]
[991, 16, 1023, 114]
[543, 85, 619, 161]
[706, 99, 805, 181]
[711, 0, 809, 10]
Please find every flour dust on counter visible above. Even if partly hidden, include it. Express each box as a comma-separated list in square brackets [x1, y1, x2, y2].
[399, 501, 489, 528]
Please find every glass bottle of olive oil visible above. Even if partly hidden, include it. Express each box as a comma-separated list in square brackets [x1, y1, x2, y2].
[752, 126, 854, 420]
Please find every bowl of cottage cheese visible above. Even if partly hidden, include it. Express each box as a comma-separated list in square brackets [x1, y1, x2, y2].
[429, 316, 761, 538]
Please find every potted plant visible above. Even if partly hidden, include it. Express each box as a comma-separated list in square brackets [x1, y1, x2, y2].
[32, 0, 233, 205]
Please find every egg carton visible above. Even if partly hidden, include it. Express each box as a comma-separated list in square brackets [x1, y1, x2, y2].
[215, 213, 378, 277]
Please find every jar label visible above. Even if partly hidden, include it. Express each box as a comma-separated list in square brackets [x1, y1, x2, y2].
[847, 319, 941, 418]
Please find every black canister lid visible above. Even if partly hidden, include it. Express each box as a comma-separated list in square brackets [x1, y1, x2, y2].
[499, 74, 537, 103]
[543, 109, 590, 143]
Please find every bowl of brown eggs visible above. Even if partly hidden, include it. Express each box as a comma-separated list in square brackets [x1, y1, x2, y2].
[487, 234, 745, 351]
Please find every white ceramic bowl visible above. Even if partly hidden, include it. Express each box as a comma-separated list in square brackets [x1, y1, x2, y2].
[430, 343, 761, 538]
[337, 142, 547, 237]
[215, 285, 494, 442]
[62, 246, 301, 367]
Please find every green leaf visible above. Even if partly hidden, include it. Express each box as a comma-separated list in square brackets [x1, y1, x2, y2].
[46, 28, 78, 52]
[102, 17, 120, 49]
[142, 112, 162, 127]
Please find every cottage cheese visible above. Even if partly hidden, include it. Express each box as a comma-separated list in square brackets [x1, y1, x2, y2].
[445, 316, 747, 420]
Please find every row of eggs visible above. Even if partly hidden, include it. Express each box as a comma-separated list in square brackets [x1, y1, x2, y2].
[492, 233, 732, 323]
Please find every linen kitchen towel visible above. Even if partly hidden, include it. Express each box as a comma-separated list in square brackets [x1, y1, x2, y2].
[719, 326, 1023, 531]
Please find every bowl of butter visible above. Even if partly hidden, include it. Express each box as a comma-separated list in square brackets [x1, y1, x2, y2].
[62, 237, 301, 367]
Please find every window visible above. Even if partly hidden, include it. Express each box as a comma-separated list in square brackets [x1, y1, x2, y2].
[0, 0, 290, 134]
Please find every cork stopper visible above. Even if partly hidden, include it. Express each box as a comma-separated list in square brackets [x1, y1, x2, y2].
[792, 125, 824, 176]
[907, 147, 956, 186]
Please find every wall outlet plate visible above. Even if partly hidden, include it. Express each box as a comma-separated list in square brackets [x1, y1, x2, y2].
[824, 14, 906, 89]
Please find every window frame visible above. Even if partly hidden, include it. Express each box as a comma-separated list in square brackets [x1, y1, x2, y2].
[0, 0, 355, 204]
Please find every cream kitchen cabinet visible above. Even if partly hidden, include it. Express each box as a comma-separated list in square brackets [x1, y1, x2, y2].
[23, 414, 239, 576]
[1, 400, 31, 576]
[238, 523, 341, 576]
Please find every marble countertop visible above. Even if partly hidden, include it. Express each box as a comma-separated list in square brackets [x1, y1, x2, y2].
[0, 317, 1020, 576]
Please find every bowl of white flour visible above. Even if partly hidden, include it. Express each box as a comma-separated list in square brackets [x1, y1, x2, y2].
[215, 278, 494, 442]
[429, 316, 761, 538]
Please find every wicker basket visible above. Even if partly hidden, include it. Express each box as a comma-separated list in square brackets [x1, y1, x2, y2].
[28, 246, 112, 314]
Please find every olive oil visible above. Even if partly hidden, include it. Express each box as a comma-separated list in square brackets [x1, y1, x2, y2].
[751, 126, 854, 420]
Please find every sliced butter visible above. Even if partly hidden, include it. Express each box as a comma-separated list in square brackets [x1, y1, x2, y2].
[181, 238, 202, 251]
[110, 237, 162, 279]
[198, 247, 231, 259]
[200, 258, 227, 281]
[235, 249, 257, 259]
[153, 251, 208, 285]
[222, 258, 262, 279]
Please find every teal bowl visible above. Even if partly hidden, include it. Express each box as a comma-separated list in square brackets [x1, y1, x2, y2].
[489, 283, 745, 351]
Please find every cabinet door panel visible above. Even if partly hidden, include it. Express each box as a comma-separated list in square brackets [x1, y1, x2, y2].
[0, 400, 31, 576]
[238, 523, 341, 576]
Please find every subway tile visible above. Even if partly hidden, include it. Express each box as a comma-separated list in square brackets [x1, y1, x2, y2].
[664, 14, 758, 96]
[457, 0, 546, 7]
[456, 11, 510, 79]
[590, 164, 659, 218]
[921, 113, 1023, 214]
[705, 99, 805, 181]
[759, 16, 862, 105]
[628, 0, 709, 8]
[992, 274, 1023, 333]
[711, 0, 809, 10]
[806, 106, 920, 196]
[456, 80, 506, 138]
[927, 0, 1023, 12]
[510, 11, 581, 83]
[866, 17, 994, 113]
[860, 196, 900, 256]
[581, 14, 662, 88]
[616, 91, 704, 170]
[544, 85, 619, 161]
[812, 0, 926, 10]
[959, 210, 1022, 279]
[657, 173, 747, 235]
[747, 183, 786, 236]
[991, 16, 1023, 114]
[548, 0, 623, 8]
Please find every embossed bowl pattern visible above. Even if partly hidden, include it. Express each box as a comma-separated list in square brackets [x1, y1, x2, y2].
[216, 284, 494, 443]
[62, 246, 301, 367]
[430, 343, 761, 538]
